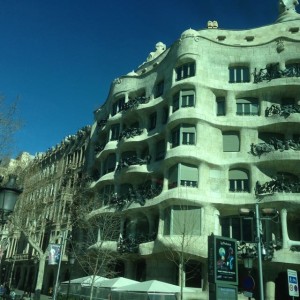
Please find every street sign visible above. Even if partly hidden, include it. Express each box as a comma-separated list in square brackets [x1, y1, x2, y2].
[287, 269, 299, 297]
[242, 274, 255, 292]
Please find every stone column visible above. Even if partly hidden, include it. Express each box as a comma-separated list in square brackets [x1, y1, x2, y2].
[280, 208, 289, 249]
[265, 269, 277, 300]
[265, 280, 276, 300]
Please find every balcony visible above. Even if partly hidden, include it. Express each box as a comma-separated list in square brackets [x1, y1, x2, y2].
[253, 63, 300, 83]
[120, 96, 150, 113]
[255, 177, 300, 195]
[265, 104, 300, 118]
[97, 118, 107, 128]
[118, 127, 143, 141]
[116, 155, 151, 172]
[117, 232, 156, 254]
[250, 137, 300, 157]
[108, 183, 163, 210]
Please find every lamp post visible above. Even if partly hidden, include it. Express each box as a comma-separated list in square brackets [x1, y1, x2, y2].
[0, 174, 22, 224]
[0, 175, 22, 284]
[255, 201, 264, 300]
[66, 252, 75, 300]
[239, 203, 279, 300]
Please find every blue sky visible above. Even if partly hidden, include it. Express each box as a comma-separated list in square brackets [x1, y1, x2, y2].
[0, 0, 282, 156]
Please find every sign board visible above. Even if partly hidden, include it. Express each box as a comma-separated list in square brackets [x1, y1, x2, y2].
[287, 269, 299, 297]
[242, 274, 255, 292]
[48, 244, 61, 265]
[209, 283, 238, 300]
[208, 234, 238, 285]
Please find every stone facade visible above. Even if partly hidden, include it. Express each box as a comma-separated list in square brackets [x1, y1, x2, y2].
[87, 2, 300, 300]
[0, 126, 90, 295]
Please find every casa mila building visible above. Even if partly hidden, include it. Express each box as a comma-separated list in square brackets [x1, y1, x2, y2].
[88, 1, 300, 299]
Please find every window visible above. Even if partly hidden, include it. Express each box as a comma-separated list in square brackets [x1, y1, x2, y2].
[236, 98, 259, 116]
[221, 216, 254, 242]
[229, 169, 249, 192]
[162, 106, 169, 124]
[173, 90, 195, 112]
[285, 62, 300, 77]
[164, 205, 201, 236]
[171, 124, 196, 148]
[223, 132, 240, 152]
[110, 124, 120, 141]
[112, 97, 125, 116]
[155, 80, 164, 98]
[168, 163, 198, 189]
[149, 112, 157, 130]
[229, 66, 250, 83]
[176, 62, 195, 81]
[105, 153, 116, 173]
[216, 97, 226, 116]
[156, 139, 166, 161]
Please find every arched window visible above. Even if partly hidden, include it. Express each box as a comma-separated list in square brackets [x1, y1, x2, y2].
[175, 61, 195, 81]
[229, 169, 249, 192]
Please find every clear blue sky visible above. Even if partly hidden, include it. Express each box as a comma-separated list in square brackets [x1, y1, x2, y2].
[0, 0, 282, 156]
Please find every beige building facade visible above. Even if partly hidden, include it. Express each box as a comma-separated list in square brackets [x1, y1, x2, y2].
[87, 1, 300, 299]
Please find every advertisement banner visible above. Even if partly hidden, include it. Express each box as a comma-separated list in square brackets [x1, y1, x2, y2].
[208, 234, 238, 285]
[48, 244, 61, 265]
[215, 236, 237, 284]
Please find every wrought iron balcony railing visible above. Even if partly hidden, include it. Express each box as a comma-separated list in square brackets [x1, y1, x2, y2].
[116, 155, 151, 171]
[120, 96, 150, 113]
[118, 127, 143, 141]
[253, 63, 300, 83]
[97, 118, 108, 127]
[265, 104, 300, 117]
[255, 178, 300, 195]
[108, 183, 163, 210]
[117, 232, 156, 254]
[250, 138, 300, 157]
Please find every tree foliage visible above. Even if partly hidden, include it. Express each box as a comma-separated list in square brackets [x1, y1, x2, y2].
[70, 191, 123, 300]
[0, 95, 21, 160]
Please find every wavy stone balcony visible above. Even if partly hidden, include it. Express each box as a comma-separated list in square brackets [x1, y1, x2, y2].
[265, 104, 300, 118]
[105, 183, 163, 210]
[250, 138, 300, 157]
[118, 127, 144, 142]
[120, 96, 150, 113]
[253, 63, 300, 83]
[117, 232, 156, 254]
[255, 177, 300, 195]
[115, 155, 151, 172]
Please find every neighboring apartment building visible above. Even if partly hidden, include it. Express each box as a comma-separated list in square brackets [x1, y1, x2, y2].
[86, 2, 300, 299]
[1, 126, 90, 295]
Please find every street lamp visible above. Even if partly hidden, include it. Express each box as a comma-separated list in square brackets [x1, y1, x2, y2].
[0, 174, 22, 224]
[239, 204, 279, 300]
